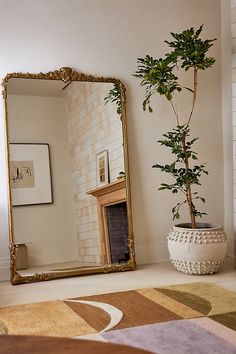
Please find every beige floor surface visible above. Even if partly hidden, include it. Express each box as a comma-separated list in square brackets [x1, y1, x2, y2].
[0, 258, 235, 307]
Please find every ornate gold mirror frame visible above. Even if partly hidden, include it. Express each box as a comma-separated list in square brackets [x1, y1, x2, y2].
[2, 67, 136, 284]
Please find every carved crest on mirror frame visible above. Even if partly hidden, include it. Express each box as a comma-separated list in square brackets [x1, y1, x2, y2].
[2, 67, 126, 101]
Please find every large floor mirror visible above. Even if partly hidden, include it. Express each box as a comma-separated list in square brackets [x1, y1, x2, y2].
[2, 67, 136, 284]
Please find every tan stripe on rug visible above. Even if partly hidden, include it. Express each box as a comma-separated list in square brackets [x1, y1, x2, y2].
[137, 288, 203, 319]
[0, 300, 95, 337]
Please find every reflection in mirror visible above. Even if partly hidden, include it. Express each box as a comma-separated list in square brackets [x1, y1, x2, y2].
[4, 69, 135, 284]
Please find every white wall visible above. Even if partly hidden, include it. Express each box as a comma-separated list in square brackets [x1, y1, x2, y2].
[232, 83, 236, 250]
[8, 94, 78, 267]
[0, 0, 232, 279]
[223, 0, 234, 258]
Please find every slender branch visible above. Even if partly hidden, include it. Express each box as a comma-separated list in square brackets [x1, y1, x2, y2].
[176, 199, 188, 211]
[170, 99, 179, 125]
[187, 67, 198, 126]
[178, 187, 187, 195]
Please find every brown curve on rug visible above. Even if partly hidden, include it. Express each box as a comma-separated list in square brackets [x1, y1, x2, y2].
[64, 301, 111, 332]
[155, 289, 212, 315]
[70, 290, 182, 330]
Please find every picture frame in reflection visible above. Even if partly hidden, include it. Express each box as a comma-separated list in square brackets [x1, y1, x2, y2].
[10, 143, 53, 206]
[96, 150, 109, 186]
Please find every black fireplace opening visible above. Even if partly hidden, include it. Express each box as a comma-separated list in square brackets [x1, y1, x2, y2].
[105, 202, 129, 263]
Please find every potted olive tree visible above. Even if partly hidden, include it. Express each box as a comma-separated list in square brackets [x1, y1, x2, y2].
[134, 25, 227, 275]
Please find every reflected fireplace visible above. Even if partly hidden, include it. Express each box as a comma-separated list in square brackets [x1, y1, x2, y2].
[106, 202, 129, 263]
[87, 178, 129, 264]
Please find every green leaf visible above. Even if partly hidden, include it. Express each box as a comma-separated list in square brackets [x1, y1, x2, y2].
[184, 87, 194, 93]
[104, 84, 122, 116]
[175, 212, 180, 219]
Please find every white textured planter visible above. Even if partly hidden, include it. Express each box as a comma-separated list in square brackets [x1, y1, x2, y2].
[168, 223, 227, 275]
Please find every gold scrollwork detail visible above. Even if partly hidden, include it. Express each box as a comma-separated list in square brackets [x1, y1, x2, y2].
[128, 236, 136, 266]
[101, 259, 136, 275]
[2, 67, 126, 100]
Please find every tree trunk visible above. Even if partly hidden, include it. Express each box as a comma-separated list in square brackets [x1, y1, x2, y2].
[182, 134, 196, 229]
[186, 184, 196, 228]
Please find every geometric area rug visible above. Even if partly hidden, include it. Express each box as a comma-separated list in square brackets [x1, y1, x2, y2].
[0, 282, 236, 354]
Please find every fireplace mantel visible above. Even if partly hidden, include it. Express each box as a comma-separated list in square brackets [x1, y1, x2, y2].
[87, 178, 127, 263]
[87, 178, 126, 198]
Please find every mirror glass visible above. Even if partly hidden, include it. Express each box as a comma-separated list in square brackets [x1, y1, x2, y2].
[4, 69, 135, 284]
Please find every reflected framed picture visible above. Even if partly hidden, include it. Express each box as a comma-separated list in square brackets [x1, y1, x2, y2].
[96, 150, 109, 186]
[9, 143, 53, 206]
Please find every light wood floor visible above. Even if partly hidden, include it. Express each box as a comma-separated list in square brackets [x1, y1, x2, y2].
[0, 258, 235, 307]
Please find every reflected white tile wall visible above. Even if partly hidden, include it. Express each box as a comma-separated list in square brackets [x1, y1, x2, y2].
[64, 81, 124, 265]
